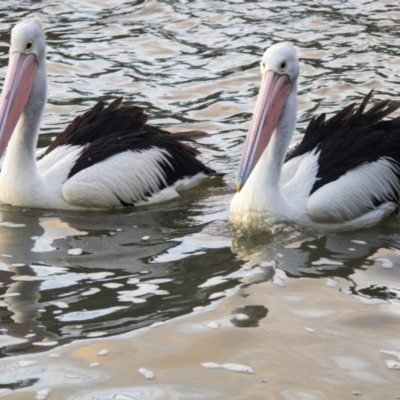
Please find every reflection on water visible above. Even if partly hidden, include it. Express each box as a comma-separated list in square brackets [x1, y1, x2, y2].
[0, 198, 242, 357]
[0, 0, 399, 396]
[234, 227, 400, 302]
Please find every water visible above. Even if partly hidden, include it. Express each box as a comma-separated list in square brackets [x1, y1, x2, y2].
[0, 1, 400, 398]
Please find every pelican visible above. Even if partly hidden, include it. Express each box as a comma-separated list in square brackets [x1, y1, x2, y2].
[0, 17, 217, 210]
[230, 42, 400, 232]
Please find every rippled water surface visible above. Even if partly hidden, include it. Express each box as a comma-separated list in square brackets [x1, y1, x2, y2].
[0, 0, 400, 398]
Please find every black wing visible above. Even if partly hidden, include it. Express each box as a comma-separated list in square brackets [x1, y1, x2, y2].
[286, 91, 400, 196]
[41, 98, 217, 206]
[68, 125, 216, 183]
[43, 98, 148, 153]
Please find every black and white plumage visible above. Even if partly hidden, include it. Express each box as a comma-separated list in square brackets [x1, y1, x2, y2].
[0, 17, 216, 210]
[230, 42, 400, 231]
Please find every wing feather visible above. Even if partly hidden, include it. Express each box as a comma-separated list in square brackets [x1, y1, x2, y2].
[62, 147, 206, 208]
[307, 158, 400, 223]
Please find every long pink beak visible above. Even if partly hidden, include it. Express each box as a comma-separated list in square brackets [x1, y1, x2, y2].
[236, 70, 292, 191]
[0, 51, 38, 158]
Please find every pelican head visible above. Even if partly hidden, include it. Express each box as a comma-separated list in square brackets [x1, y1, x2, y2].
[0, 17, 46, 157]
[236, 42, 299, 192]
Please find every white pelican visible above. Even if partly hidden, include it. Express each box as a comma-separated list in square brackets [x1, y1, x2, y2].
[0, 17, 217, 210]
[230, 42, 400, 232]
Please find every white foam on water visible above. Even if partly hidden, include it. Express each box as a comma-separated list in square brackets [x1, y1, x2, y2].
[326, 278, 339, 288]
[146, 278, 173, 284]
[355, 296, 388, 305]
[207, 321, 220, 329]
[376, 257, 393, 269]
[198, 276, 228, 288]
[0, 292, 20, 298]
[138, 368, 154, 379]
[87, 272, 114, 280]
[57, 306, 128, 322]
[0, 335, 27, 349]
[36, 389, 51, 400]
[149, 322, 165, 328]
[17, 360, 36, 367]
[259, 261, 274, 267]
[0, 222, 26, 228]
[201, 362, 220, 369]
[312, 258, 343, 266]
[199, 265, 267, 289]
[86, 331, 107, 338]
[113, 395, 136, 400]
[103, 283, 124, 289]
[116, 294, 147, 304]
[49, 301, 69, 309]
[270, 268, 287, 287]
[81, 288, 101, 296]
[234, 314, 249, 321]
[351, 240, 367, 245]
[118, 284, 168, 301]
[33, 341, 58, 347]
[127, 278, 140, 284]
[272, 275, 286, 287]
[209, 292, 225, 300]
[68, 248, 83, 256]
[385, 360, 400, 370]
[11, 275, 44, 281]
[222, 363, 254, 374]
[30, 265, 68, 277]
[201, 362, 254, 374]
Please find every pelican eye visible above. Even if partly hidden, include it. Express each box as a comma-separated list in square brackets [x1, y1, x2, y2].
[25, 40, 33, 51]
[260, 61, 266, 73]
[279, 60, 288, 72]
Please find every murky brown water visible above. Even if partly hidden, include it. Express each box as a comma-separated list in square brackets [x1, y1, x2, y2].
[0, 0, 400, 398]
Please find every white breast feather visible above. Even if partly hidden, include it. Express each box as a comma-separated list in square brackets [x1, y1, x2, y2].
[0, 145, 84, 209]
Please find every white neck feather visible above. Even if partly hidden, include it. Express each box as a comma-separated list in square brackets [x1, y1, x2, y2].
[263, 83, 297, 190]
[0, 61, 47, 198]
[245, 81, 298, 214]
